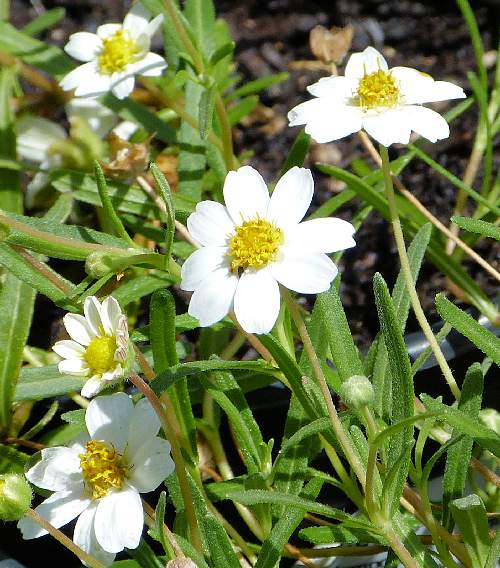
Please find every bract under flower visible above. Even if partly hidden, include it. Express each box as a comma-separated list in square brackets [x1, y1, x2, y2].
[17, 392, 174, 566]
[53, 296, 129, 398]
[60, 2, 166, 99]
[180, 165, 356, 334]
[288, 46, 466, 147]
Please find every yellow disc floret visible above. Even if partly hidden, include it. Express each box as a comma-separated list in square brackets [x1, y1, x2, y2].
[84, 336, 117, 375]
[80, 440, 127, 499]
[228, 217, 283, 272]
[99, 29, 138, 75]
[356, 69, 400, 110]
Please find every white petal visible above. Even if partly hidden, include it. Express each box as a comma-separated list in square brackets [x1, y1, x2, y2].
[128, 437, 174, 493]
[288, 98, 324, 127]
[26, 447, 82, 492]
[97, 24, 122, 40]
[83, 296, 103, 336]
[58, 358, 90, 377]
[63, 313, 95, 345]
[112, 120, 138, 140]
[134, 52, 167, 77]
[16, 116, 66, 164]
[123, 3, 151, 37]
[74, 503, 116, 567]
[233, 269, 280, 334]
[287, 218, 356, 253]
[53, 340, 85, 360]
[267, 167, 313, 228]
[187, 201, 234, 246]
[64, 32, 102, 62]
[147, 14, 164, 37]
[223, 166, 270, 224]
[100, 296, 123, 335]
[188, 268, 238, 327]
[405, 105, 450, 142]
[391, 67, 465, 104]
[126, 397, 161, 458]
[345, 47, 388, 79]
[181, 246, 229, 291]
[81, 376, 104, 399]
[94, 487, 143, 553]
[307, 75, 358, 100]
[18, 490, 90, 539]
[111, 74, 135, 100]
[65, 97, 118, 138]
[85, 392, 133, 453]
[362, 108, 412, 147]
[270, 251, 338, 294]
[60, 63, 110, 98]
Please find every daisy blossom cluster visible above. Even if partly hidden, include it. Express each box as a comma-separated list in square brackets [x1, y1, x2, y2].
[288, 46, 465, 146]
[181, 165, 356, 334]
[53, 296, 130, 398]
[18, 393, 174, 565]
[60, 3, 166, 99]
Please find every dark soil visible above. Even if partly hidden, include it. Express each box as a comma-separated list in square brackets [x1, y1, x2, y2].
[3, 1, 499, 566]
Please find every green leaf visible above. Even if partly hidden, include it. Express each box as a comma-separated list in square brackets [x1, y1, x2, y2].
[316, 283, 364, 383]
[150, 289, 197, 456]
[0, 443, 29, 474]
[228, 95, 259, 125]
[60, 409, 86, 427]
[373, 224, 432, 421]
[279, 129, 311, 176]
[451, 494, 490, 568]
[436, 294, 500, 366]
[111, 271, 176, 307]
[227, 72, 289, 102]
[443, 362, 484, 530]
[153, 492, 170, 556]
[373, 273, 414, 515]
[209, 41, 235, 67]
[451, 215, 500, 241]
[15, 365, 85, 402]
[485, 530, 500, 568]
[151, 358, 276, 396]
[178, 81, 206, 200]
[22, 7, 66, 36]
[255, 478, 324, 568]
[184, 0, 217, 58]
[300, 524, 386, 545]
[421, 394, 500, 455]
[198, 84, 216, 139]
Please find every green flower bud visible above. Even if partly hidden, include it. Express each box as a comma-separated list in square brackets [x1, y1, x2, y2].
[340, 375, 374, 410]
[85, 252, 117, 279]
[0, 473, 32, 521]
[480, 408, 500, 436]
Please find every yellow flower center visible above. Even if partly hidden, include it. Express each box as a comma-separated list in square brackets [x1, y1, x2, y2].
[80, 440, 127, 499]
[356, 69, 400, 110]
[99, 29, 138, 75]
[84, 336, 117, 375]
[228, 217, 283, 272]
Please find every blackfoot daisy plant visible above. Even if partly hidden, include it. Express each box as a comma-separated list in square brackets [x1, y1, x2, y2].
[60, 3, 166, 99]
[18, 393, 174, 565]
[288, 46, 466, 146]
[181, 165, 356, 334]
[53, 296, 130, 398]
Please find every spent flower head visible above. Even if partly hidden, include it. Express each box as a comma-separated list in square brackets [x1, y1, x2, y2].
[53, 296, 130, 398]
[60, 2, 166, 99]
[181, 165, 356, 334]
[18, 392, 174, 566]
[288, 46, 466, 147]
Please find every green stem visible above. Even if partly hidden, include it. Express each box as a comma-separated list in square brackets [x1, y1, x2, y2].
[129, 372, 204, 555]
[26, 508, 106, 568]
[282, 288, 366, 488]
[379, 145, 460, 400]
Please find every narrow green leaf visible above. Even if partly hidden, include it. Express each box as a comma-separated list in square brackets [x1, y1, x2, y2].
[0, 443, 29, 474]
[373, 273, 414, 515]
[316, 283, 364, 383]
[485, 530, 500, 568]
[451, 215, 500, 241]
[209, 41, 235, 67]
[198, 84, 217, 140]
[228, 95, 259, 125]
[300, 524, 386, 545]
[443, 362, 484, 530]
[421, 394, 500, 455]
[184, 0, 217, 57]
[255, 478, 324, 568]
[227, 72, 289, 101]
[279, 129, 311, 176]
[436, 294, 500, 366]
[153, 492, 171, 556]
[15, 365, 85, 401]
[451, 494, 490, 567]
[22, 7, 65, 36]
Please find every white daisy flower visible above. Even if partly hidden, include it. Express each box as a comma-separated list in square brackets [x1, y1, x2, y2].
[288, 46, 466, 147]
[18, 392, 174, 566]
[180, 165, 356, 334]
[60, 2, 166, 100]
[53, 296, 130, 398]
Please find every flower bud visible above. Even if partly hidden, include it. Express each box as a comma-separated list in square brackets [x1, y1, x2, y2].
[85, 252, 116, 279]
[339, 375, 374, 410]
[480, 408, 500, 436]
[0, 474, 32, 521]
